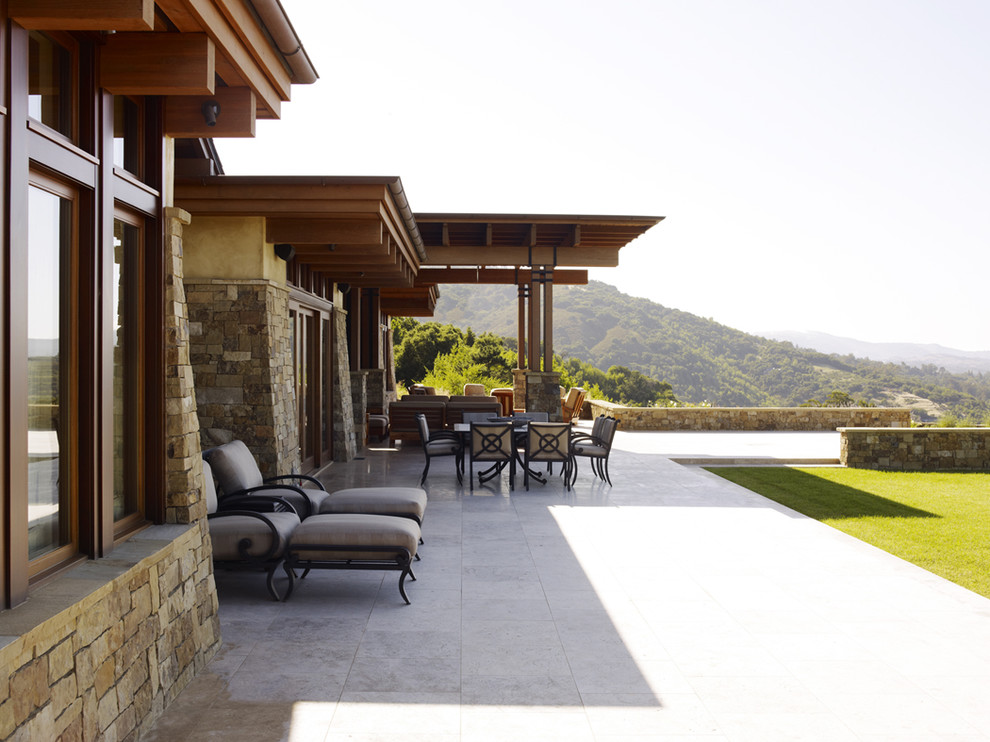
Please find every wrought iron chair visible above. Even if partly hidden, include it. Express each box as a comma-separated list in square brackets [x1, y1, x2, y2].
[415, 413, 463, 485]
[469, 422, 515, 490]
[203, 459, 300, 600]
[204, 439, 329, 518]
[524, 422, 574, 490]
[571, 415, 618, 485]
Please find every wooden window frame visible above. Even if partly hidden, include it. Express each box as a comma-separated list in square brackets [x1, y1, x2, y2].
[2, 24, 166, 608]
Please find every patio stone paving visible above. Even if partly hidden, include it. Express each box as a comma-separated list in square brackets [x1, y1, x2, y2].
[144, 427, 990, 741]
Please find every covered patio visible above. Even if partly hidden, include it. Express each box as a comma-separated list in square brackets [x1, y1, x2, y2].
[145, 429, 990, 741]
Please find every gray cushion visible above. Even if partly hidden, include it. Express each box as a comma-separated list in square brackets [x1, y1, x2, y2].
[209, 511, 300, 560]
[205, 440, 264, 493]
[425, 439, 460, 455]
[320, 487, 427, 521]
[289, 514, 420, 562]
[573, 442, 606, 458]
[203, 460, 219, 515]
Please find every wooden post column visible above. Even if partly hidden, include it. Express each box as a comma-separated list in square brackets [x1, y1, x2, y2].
[543, 268, 553, 372]
[517, 281, 528, 369]
[528, 270, 540, 370]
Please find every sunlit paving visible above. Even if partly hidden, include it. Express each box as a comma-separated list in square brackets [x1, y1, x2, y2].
[144, 427, 990, 741]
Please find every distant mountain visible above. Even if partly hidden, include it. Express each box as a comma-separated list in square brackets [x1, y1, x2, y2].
[429, 281, 990, 421]
[761, 331, 990, 374]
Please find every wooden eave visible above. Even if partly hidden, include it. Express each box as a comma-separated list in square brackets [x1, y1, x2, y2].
[380, 287, 439, 318]
[415, 213, 663, 269]
[174, 176, 423, 288]
[155, 0, 289, 118]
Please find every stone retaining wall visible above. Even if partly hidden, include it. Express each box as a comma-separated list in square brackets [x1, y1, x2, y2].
[0, 523, 220, 742]
[586, 401, 912, 431]
[841, 427, 990, 470]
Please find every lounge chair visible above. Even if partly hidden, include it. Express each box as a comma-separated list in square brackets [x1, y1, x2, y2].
[203, 460, 299, 601]
[204, 440, 329, 518]
[561, 387, 586, 424]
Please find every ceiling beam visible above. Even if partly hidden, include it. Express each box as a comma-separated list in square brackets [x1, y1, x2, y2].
[423, 245, 620, 268]
[100, 32, 214, 95]
[414, 268, 588, 286]
[156, 0, 290, 117]
[164, 87, 255, 138]
[267, 217, 383, 245]
[9, 0, 154, 30]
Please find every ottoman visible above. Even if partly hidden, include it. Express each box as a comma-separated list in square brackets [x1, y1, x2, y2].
[284, 514, 421, 603]
[320, 486, 427, 526]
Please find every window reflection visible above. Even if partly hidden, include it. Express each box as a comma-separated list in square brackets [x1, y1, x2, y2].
[28, 186, 71, 560]
[28, 32, 73, 137]
[113, 220, 141, 521]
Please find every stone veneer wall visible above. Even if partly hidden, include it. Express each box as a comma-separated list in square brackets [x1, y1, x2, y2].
[366, 369, 387, 412]
[0, 209, 221, 741]
[350, 371, 368, 448]
[332, 307, 357, 461]
[186, 278, 298, 477]
[586, 400, 912, 431]
[523, 371, 563, 422]
[841, 427, 990, 470]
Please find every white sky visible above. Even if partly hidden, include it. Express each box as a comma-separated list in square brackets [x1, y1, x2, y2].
[218, 0, 990, 351]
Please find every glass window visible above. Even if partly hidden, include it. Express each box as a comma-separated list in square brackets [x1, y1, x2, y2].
[113, 218, 143, 524]
[113, 96, 142, 175]
[27, 183, 76, 563]
[28, 31, 73, 138]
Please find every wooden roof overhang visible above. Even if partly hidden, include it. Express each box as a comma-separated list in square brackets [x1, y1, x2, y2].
[415, 213, 663, 269]
[389, 213, 663, 318]
[11, 0, 318, 138]
[174, 175, 427, 293]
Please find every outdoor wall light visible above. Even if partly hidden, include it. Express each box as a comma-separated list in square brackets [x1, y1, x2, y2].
[274, 243, 295, 261]
[201, 100, 221, 127]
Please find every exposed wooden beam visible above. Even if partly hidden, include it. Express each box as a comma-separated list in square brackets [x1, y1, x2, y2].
[267, 217, 383, 245]
[164, 87, 255, 138]
[156, 0, 290, 117]
[100, 33, 214, 95]
[485, 223, 493, 246]
[571, 224, 581, 247]
[9, 0, 154, 30]
[423, 245, 620, 268]
[441, 223, 449, 247]
[414, 268, 588, 286]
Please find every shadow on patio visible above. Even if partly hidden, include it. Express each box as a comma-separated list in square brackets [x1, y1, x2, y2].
[144, 428, 990, 741]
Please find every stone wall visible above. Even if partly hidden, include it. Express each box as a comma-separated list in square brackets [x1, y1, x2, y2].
[841, 427, 990, 470]
[586, 401, 912, 431]
[523, 371, 563, 422]
[332, 307, 357, 461]
[186, 279, 298, 477]
[0, 524, 221, 742]
[163, 209, 208, 524]
[350, 371, 368, 448]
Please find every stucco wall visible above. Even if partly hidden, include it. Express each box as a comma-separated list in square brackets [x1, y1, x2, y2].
[586, 401, 912, 431]
[841, 427, 990, 470]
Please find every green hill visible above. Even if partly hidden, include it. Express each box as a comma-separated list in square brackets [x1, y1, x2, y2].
[429, 281, 990, 422]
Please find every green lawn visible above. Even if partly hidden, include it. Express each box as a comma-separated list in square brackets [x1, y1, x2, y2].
[706, 467, 990, 599]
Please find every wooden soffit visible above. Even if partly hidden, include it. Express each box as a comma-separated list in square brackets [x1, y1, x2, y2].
[175, 176, 424, 288]
[164, 87, 255, 138]
[380, 287, 439, 318]
[9, 0, 154, 30]
[100, 32, 215, 95]
[415, 213, 663, 269]
[156, 0, 303, 120]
